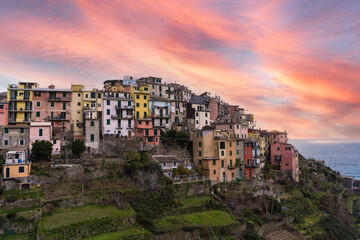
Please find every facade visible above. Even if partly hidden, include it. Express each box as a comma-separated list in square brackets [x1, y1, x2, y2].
[134, 86, 150, 119]
[134, 119, 160, 146]
[2, 150, 32, 189]
[149, 95, 171, 130]
[244, 139, 261, 179]
[0, 101, 8, 126]
[32, 86, 72, 140]
[8, 82, 39, 125]
[188, 95, 210, 130]
[268, 130, 288, 145]
[193, 127, 240, 183]
[102, 92, 135, 137]
[71, 84, 85, 139]
[152, 155, 182, 178]
[0, 126, 29, 156]
[271, 142, 298, 180]
[84, 109, 100, 153]
[213, 122, 248, 139]
[29, 122, 61, 155]
[123, 76, 137, 86]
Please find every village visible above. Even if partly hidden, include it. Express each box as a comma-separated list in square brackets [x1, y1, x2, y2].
[0, 76, 301, 190]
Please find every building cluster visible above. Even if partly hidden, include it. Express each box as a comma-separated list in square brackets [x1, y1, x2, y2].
[0, 76, 299, 188]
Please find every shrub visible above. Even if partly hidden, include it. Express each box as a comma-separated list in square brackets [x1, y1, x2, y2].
[6, 195, 18, 203]
[71, 140, 86, 158]
[31, 140, 53, 162]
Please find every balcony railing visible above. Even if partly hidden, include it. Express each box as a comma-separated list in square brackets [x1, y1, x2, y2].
[48, 116, 68, 121]
[245, 162, 259, 168]
[48, 97, 71, 102]
[115, 105, 134, 109]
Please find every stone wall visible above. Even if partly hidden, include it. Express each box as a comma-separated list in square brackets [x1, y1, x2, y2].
[173, 181, 211, 198]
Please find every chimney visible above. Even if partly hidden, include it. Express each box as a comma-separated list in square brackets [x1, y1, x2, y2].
[48, 85, 55, 89]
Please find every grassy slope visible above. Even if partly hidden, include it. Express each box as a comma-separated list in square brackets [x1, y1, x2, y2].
[155, 210, 236, 232]
[84, 225, 151, 240]
[38, 205, 135, 231]
[179, 196, 213, 208]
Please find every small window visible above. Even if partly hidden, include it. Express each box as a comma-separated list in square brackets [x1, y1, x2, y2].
[98, 93, 101, 98]
[19, 139, 24, 145]
[136, 95, 140, 99]
[220, 142, 226, 149]
[213, 170, 216, 175]
[90, 134, 95, 142]
[53, 140, 57, 144]
[277, 147, 280, 151]
[63, 93, 66, 97]
[199, 142, 202, 147]
[144, 95, 147, 100]
[199, 160, 202, 165]
[37, 102, 41, 107]
[107, 109, 110, 115]
[20, 128, 24, 133]
[230, 151, 232, 156]
[78, 102, 81, 106]
[90, 121, 94, 126]
[36, 111, 40, 117]
[199, 151, 202, 157]
[136, 103, 139, 107]
[18, 166, 25, 173]
[144, 103, 147, 107]
[107, 100, 110, 106]
[4, 139, 8, 145]
[107, 119, 110, 125]
[221, 151, 224, 156]
[39, 129, 43, 136]
[174, 162, 177, 166]
[213, 160, 216, 166]
[51, 102, 54, 107]
[78, 93, 81, 97]
[4, 128, 8, 133]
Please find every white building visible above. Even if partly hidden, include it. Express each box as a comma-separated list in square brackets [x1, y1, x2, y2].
[149, 95, 171, 131]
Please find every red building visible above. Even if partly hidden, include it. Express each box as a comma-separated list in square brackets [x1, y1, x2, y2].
[134, 119, 160, 145]
[268, 130, 287, 145]
[243, 139, 260, 179]
[0, 101, 8, 126]
[271, 142, 297, 179]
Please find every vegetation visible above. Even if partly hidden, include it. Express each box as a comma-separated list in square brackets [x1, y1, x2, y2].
[173, 165, 191, 177]
[84, 225, 151, 240]
[179, 196, 213, 208]
[71, 140, 86, 158]
[31, 140, 53, 162]
[160, 130, 192, 154]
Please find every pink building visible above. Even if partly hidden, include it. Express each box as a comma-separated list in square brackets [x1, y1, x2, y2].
[29, 122, 61, 155]
[268, 130, 287, 145]
[134, 119, 160, 145]
[208, 98, 218, 122]
[0, 101, 8, 126]
[32, 85, 72, 140]
[214, 122, 248, 139]
[270, 142, 297, 179]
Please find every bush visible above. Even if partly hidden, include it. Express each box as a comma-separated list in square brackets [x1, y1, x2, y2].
[6, 195, 18, 203]
[71, 140, 86, 158]
[31, 140, 53, 161]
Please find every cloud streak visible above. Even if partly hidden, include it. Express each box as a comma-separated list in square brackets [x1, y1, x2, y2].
[0, 0, 359, 139]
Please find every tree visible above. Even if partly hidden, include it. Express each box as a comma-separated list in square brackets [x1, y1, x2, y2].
[71, 140, 86, 158]
[31, 140, 53, 161]
[173, 165, 191, 177]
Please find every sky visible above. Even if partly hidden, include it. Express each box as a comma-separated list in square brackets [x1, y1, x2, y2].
[0, 0, 359, 139]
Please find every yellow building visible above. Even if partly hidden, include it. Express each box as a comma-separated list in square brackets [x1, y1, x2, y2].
[3, 151, 31, 186]
[134, 86, 150, 119]
[7, 82, 39, 125]
[71, 85, 103, 139]
[193, 126, 239, 183]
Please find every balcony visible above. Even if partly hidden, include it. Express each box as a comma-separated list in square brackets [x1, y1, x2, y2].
[48, 116, 69, 121]
[8, 107, 32, 112]
[228, 165, 236, 169]
[115, 105, 134, 109]
[9, 97, 31, 101]
[9, 119, 30, 124]
[112, 115, 134, 119]
[275, 155, 282, 162]
[245, 162, 259, 168]
[48, 97, 71, 102]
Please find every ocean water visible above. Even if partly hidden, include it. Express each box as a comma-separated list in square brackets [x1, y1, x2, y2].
[289, 139, 360, 179]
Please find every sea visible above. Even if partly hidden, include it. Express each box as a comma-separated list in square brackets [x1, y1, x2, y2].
[289, 139, 360, 179]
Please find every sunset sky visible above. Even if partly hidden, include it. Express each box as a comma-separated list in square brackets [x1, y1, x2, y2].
[0, 0, 359, 139]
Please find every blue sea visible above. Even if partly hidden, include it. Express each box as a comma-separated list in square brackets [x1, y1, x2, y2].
[289, 139, 360, 179]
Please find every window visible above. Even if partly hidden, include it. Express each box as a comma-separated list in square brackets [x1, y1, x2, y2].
[232, 172, 234, 178]
[205, 113, 208, 117]
[205, 120, 208, 124]
[230, 151, 232, 156]
[128, 101, 131, 106]
[37, 102, 40, 107]
[63, 103, 66, 110]
[220, 142, 226, 149]
[136, 95, 139, 99]
[277, 147, 280, 151]
[144, 95, 147, 99]
[39, 129, 43, 136]
[163, 163, 166, 167]
[90, 134, 95, 142]
[107, 109, 110, 115]
[51, 102, 54, 107]
[18, 166, 25, 173]
[36, 111, 40, 117]
[90, 121, 94, 126]
[107, 100, 110, 106]
[148, 137, 153, 142]
[230, 125, 232, 129]
[230, 142, 232, 147]
[53, 140, 57, 144]
[86, 94, 89, 98]
[230, 159, 233, 167]
[146, 121, 149, 125]
[199, 160, 202, 165]
[145, 130, 149, 136]
[237, 125, 239, 129]
[213, 160, 216, 166]
[91, 92, 95, 98]
[107, 119, 110, 125]
[78, 93, 81, 97]
[199, 142, 202, 147]
[174, 162, 177, 166]
[63, 93, 66, 98]
[20, 128, 24, 133]
[221, 151, 224, 156]
[4, 139, 8, 145]
[0, 105, 3, 109]
[4, 128, 8, 133]
[98, 93, 101, 98]
[136, 112, 139, 118]
[19, 139, 24, 145]
[154, 129, 158, 136]
[221, 160, 224, 168]
[144, 87, 148, 91]
[213, 170, 216, 175]
[196, 112, 199, 117]
[78, 102, 81, 106]
[199, 151, 202, 157]
[144, 112, 147, 118]
[196, 120, 199, 124]
[136, 103, 139, 107]
[144, 103, 147, 107]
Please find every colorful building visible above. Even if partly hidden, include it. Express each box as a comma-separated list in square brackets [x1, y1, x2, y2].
[244, 139, 261, 179]
[268, 130, 288, 145]
[84, 108, 100, 153]
[8, 82, 39, 125]
[149, 95, 171, 131]
[2, 150, 32, 189]
[29, 122, 61, 155]
[188, 95, 210, 130]
[0, 100, 8, 126]
[102, 91, 135, 137]
[134, 85, 150, 119]
[271, 142, 298, 180]
[32, 85, 72, 140]
[134, 119, 160, 146]
[192, 127, 240, 183]
[0, 126, 29, 156]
